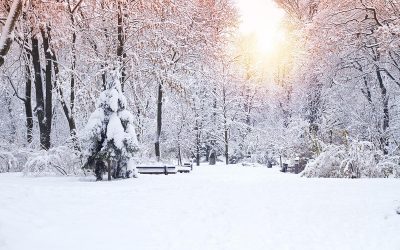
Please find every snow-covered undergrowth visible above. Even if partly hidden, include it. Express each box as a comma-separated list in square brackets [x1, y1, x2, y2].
[22, 146, 82, 176]
[0, 150, 18, 173]
[0, 146, 35, 173]
[1, 165, 400, 250]
[302, 141, 400, 178]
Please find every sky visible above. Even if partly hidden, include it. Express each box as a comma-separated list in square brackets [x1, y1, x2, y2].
[235, 0, 285, 54]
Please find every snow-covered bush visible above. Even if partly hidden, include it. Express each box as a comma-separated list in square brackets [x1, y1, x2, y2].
[229, 148, 245, 164]
[0, 151, 18, 173]
[302, 141, 400, 178]
[301, 144, 346, 178]
[23, 146, 82, 177]
[127, 158, 139, 178]
[12, 149, 32, 172]
[339, 142, 381, 178]
[0, 143, 34, 173]
[378, 156, 400, 178]
[82, 70, 139, 180]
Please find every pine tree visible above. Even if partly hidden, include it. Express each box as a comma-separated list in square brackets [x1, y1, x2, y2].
[83, 70, 139, 181]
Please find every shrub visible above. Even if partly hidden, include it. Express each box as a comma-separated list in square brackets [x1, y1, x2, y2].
[23, 146, 82, 177]
[302, 144, 346, 178]
[0, 151, 18, 173]
[302, 141, 399, 178]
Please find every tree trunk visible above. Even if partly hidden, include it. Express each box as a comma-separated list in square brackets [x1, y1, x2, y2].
[194, 112, 201, 166]
[196, 145, 200, 166]
[205, 145, 210, 162]
[24, 53, 33, 144]
[31, 36, 48, 149]
[70, 29, 77, 136]
[155, 82, 163, 161]
[177, 145, 182, 166]
[101, 64, 107, 90]
[196, 129, 200, 166]
[377, 69, 389, 155]
[222, 86, 229, 165]
[5, 92, 16, 144]
[224, 128, 229, 165]
[40, 26, 53, 150]
[209, 149, 216, 165]
[117, 2, 126, 90]
[136, 106, 143, 143]
[107, 160, 112, 181]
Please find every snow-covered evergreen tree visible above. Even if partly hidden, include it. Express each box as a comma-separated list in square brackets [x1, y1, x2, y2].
[83, 70, 139, 181]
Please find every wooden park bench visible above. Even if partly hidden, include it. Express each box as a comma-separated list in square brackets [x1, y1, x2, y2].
[136, 165, 176, 175]
[177, 162, 193, 173]
[287, 164, 296, 173]
[281, 159, 307, 174]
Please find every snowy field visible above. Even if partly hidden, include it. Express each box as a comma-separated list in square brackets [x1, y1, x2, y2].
[1, 165, 400, 250]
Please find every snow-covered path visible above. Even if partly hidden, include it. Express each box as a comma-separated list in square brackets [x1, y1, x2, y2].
[1, 165, 399, 250]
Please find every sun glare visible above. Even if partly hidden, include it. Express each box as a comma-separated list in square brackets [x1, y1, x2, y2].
[236, 0, 285, 56]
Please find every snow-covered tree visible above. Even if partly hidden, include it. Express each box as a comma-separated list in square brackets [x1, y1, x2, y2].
[83, 70, 139, 181]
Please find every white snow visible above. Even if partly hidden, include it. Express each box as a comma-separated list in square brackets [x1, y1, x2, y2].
[106, 113, 126, 150]
[0, 165, 400, 250]
[84, 108, 105, 139]
[108, 88, 120, 112]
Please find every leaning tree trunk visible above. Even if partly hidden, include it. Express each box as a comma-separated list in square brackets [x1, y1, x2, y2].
[155, 82, 163, 162]
[0, 0, 23, 67]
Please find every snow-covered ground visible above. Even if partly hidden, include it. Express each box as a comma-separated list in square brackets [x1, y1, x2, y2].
[1, 165, 400, 250]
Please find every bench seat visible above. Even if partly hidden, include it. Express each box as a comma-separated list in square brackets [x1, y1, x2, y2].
[136, 165, 176, 175]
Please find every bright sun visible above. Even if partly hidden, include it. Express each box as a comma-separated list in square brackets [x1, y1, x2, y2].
[236, 0, 285, 55]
